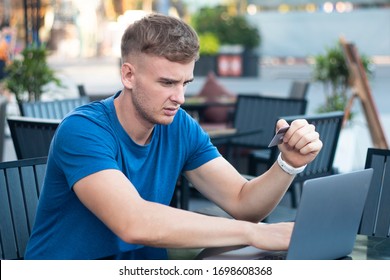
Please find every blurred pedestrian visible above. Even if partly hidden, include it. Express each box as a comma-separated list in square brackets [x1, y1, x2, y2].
[0, 26, 10, 80]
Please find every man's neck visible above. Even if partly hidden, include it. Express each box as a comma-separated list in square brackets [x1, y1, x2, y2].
[114, 91, 154, 145]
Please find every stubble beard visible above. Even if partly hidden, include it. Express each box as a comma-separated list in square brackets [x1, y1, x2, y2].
[131, 87, 174, 126]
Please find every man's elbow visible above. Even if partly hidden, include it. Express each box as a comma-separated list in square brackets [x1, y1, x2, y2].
[116, 222, 161, 246]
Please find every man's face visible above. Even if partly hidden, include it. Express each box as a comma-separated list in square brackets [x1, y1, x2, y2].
[126, 54, 195, 126]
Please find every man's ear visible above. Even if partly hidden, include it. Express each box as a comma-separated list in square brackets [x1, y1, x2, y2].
[121, 62, 134, 88]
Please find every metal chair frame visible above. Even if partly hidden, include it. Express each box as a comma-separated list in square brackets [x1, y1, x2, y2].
[19, 96, 90, 119]
[288, 80, 310, 99]
[0, 157, 47, 259]
[7, 116, 60, 160]
[359, 148, 390, 238]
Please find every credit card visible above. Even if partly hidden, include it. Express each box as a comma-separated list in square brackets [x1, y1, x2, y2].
[268, 126, 290, 147]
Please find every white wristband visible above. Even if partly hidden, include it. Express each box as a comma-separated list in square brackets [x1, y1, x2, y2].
[277, 153, 307, 175]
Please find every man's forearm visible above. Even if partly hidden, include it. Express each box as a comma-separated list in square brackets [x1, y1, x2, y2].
[229, 162, 295, 222]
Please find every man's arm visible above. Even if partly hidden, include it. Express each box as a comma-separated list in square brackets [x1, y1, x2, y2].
[185, 157, 295, 222]
[73, 169, 293, 251]
[187, 118, 323, 222]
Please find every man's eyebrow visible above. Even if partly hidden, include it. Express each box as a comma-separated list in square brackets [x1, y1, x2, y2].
[185, 78, 194, 84]
[159, 77, 194, 84]
[159, 77, 178, 83]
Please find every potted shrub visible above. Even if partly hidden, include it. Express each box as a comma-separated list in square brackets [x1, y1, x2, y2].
[191, 5, 261, 76]
[312, 41, 372, 118]
[314, 42, 374, 174]
[3, 44, 62, 103]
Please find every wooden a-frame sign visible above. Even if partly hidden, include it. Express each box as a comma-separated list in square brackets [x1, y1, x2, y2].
[340, 37, 388, 149]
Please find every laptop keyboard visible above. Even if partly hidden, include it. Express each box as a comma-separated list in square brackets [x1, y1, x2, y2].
[254, 251, 287, 260]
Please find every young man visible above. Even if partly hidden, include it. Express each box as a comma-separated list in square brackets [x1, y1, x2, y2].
[25, 13, 322, 260]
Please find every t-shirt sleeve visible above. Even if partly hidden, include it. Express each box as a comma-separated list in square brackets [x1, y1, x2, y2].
[51, 114, 120, 189]
[180, 111, 221, 171]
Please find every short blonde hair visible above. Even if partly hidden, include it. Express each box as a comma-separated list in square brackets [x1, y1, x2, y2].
[121, 13, 199, 64]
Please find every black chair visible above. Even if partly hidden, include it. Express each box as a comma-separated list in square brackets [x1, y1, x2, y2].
[228, 94, 307, 173]
[250, 111, 345, 208]
[359, 148, 390, 238]
[19, 96, 90, 119]
[7, 116, 60, 160]
[0, 157, 47, 259]
[0, 95, 7, 161]
[77, 84, 87, 97]
[288, 80, 310, 99]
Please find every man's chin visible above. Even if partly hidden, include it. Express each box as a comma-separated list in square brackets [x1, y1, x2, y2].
[157, 116, 175, 126]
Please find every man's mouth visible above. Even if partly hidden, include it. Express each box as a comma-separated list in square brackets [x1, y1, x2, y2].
[163, 107, 179, 116]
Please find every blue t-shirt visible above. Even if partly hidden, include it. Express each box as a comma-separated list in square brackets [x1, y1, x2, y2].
[25, 93, 220, 260]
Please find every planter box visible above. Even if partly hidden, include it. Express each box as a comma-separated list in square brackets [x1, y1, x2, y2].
[194, 52, 260, 77]
[194, 55, 217, 76]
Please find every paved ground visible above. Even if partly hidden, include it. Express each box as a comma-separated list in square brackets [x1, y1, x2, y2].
[3, 55, 390, 174]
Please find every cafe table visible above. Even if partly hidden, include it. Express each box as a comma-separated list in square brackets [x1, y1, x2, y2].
[182, 96, 237, 110]
[349, 235, 390, 260]
[168, 235, 390, 260]
[181, 96, 236, 122]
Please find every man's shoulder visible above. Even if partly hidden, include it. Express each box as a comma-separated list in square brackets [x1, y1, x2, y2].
[67, 99, 111, 122]
[174, 108, 201, 128]
[57, 101, 113, 139]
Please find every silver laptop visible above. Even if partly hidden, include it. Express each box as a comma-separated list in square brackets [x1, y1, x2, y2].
[198, 168, 373, 260]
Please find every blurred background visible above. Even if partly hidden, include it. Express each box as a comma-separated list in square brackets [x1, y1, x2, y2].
[0, 0, 388, 62]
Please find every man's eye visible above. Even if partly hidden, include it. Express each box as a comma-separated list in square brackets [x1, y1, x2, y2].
[161, 80, 174, 86]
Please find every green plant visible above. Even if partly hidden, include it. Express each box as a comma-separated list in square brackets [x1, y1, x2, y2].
[198, 32, 220, 55]
[313, 42, 372, 115]
[191, 5, 261, 50]
[3, 44, 62, 102]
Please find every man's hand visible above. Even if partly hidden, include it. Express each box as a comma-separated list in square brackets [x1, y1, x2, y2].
[276, 119, 323, 168]
[250, 222, 294, 251]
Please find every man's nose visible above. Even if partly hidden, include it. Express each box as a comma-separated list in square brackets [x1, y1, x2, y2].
[172, 87, 185, 105]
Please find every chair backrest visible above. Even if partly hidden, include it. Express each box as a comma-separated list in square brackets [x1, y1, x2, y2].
[19, 96, 90, 119]
[7, 116, 60, 160]
[281, 111, 345, 182]
[0, 95, 7, 161]
[359, 148, 390, 238]
[231, 94, 307, 148]
[77, 84, 87, 97]
[288, 81, 310, 99]
[0, 157, 47, 259]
